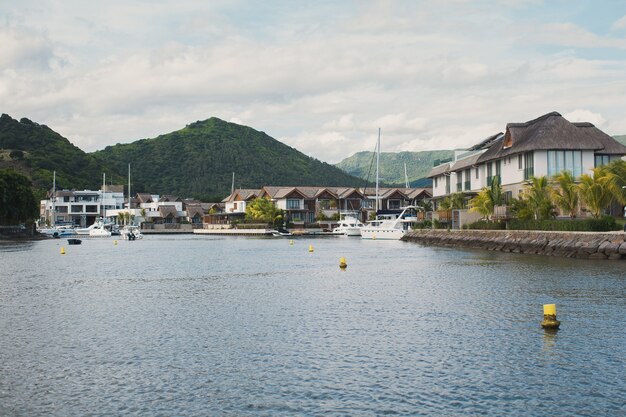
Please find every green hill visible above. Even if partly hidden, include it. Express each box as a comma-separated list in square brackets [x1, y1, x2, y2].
[92, 117, 364, 201]
[0, 114, 119, 193]
[335, 150, 455, 187]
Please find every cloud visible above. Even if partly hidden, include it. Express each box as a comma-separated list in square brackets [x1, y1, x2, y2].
[612, 15, 626, 31]
[1, 0, 625, 164]
[563, 109, 606, 127]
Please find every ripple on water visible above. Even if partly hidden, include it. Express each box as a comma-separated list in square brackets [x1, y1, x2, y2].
[0, 236, 625, 415]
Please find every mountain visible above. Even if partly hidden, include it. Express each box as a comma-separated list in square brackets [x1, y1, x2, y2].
[614, 135, 626, 146]
[0, 114, 119, 193]
[335, 150, 455, 187]
[92, 117, 364, 201]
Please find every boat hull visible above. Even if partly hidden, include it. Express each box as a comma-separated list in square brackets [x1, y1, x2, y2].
[360, 228, 406, 240]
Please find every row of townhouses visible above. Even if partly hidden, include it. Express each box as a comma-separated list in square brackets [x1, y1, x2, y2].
[214, 186, 432, 227]
[41, 185, 432, 229]
[428, 112, 626, 210]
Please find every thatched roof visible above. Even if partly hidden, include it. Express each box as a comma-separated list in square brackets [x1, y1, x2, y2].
[158, 205, 179, 218]
[186, 205, 204, 218]
[222, 189, 261, 203]
[160, 195, 181, 202]
[404, 188, 432, 199]
[427, 162, 452, 178]
[451, 151, 483, 172]
[136, 193, 153, 203]
[477, 112, 626, 163]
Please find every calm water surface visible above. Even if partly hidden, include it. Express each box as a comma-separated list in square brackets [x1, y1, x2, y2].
[0, 235, 624, 416]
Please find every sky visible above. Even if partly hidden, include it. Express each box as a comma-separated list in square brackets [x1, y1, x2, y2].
[2, 0, 626, 164]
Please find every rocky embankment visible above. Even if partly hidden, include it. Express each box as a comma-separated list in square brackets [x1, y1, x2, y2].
[402, 229, 626, 260]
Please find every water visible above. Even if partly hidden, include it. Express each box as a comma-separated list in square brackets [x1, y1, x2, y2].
[1, 235, 624, 416]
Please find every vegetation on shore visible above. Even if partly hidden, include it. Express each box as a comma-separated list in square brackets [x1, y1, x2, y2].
[459, 159, 626, 231]
[0, 169, 38, 225]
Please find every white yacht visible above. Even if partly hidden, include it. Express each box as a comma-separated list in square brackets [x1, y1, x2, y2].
[75, 221, 100, 235]
[89, 223, 111, 237]
[120, 225, 143, 240]
[360, 206, 419, 240]
[332, 214, 364, 236]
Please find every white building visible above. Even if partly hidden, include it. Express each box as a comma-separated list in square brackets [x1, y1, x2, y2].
[40, 185, 125, 227]
[428, 112, 626, 205]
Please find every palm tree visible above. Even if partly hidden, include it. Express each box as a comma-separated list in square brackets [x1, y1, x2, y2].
[604, 159, 626, 206]
[551, 170, 579, 218]
[469, 188, 494, 219]
[578, 167, 612, 218]
[469, 175, 503, 220]
[524, 176, 555, 220]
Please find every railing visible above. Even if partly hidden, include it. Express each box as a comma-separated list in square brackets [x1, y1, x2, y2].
[464, 181, 471, 190]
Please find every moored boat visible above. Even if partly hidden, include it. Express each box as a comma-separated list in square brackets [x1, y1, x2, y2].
[360, 205, 419, 240]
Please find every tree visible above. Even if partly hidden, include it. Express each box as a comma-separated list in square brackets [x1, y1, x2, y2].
[469, 175, 503, 220]
[245, 198, 283, 227]
[551, 170, 579, 218]
[523, 176, 555, 220]
[578, 167, 612, 218]
[604, 159, 626, 206]
[0, 169, 38, 225]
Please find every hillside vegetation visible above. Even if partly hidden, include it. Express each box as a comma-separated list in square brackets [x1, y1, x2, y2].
[93, 118, 363, 201]
[0, 114, 120, 193]
[335, 150, 455, 187]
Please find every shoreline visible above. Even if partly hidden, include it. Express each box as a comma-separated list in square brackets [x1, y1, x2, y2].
[402, 229, 626, 260]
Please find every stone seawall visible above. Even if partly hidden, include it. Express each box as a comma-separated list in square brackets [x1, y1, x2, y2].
[402, 229, 626, 260]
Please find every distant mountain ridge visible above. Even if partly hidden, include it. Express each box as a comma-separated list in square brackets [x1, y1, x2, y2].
[0, 114, 365, 201]
[335, 150, 455, 187]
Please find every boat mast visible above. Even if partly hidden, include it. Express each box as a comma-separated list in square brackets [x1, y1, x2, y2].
[404, 163, 409, 188]
[376, 128, 380, 211]
[128, 164, 131, 210]
[231, 172, 235, 195]
[51, 171, 56, 226]
[102, 172, 106, 220]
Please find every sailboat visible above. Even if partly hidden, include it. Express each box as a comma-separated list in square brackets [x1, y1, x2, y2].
[90, 173, 111, 237]
[361, 129, 419, 240]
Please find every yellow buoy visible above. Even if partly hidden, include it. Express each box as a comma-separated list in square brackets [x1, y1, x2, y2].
[541, 303, 560, 330]
[290, 240, 294, 246]
[114, 240, 118, 246]
[60, 246, 65, 255]
[309, 244, 314, 252]
[339, 257, 347, 269]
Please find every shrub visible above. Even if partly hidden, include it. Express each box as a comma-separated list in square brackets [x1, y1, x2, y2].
[464, 220, 506, 230]
[413, 220, 432, 229]
[507, 216, 620, 232]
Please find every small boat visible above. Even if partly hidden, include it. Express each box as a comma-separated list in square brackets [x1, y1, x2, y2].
[360, 205, 419, 240]
[120, 225, 143, 240]
[271, 228, 293, 237]
[67, 238, 82, 245]
[332, 214, 364, 236]
[89, 224, 111, 237]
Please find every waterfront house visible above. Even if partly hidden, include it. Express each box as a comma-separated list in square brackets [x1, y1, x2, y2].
[40, 186, 125, 227]
[428, 112, 626, 210]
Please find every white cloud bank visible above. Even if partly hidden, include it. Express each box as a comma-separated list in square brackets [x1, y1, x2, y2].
[1, 1, 626, 163]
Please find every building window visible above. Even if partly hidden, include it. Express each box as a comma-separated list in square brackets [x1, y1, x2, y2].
[363, 199, 374, 209]
[318, 199, 335, 210]
[434, 177, 438, 188]
[456, 174, 462, 192]
[388, 199, 401, 210]
[287, 199, 301, 209]
[547, 150, 582, 177]
[487, 163, 493, 186]
[595, 154, 610, 168]
[475, 167, 479, 180]
[445, 176, 450, 195]
[518, 154, 523, 170]
[495, 160, 501, 177]
[524, 152, 534, 180]
[464, 169, 471, 190]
